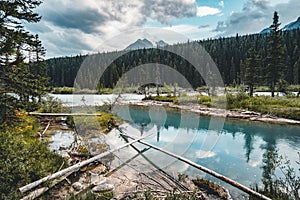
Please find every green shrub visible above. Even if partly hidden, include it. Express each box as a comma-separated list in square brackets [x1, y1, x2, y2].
[198, 95, 211, 107]
[0, 120, 66, 199]
[38, 95, 63, 113]
[224, 93, 300, 120]
[97, 88, 113, 94]
[143, 95, 178, 103]
[68, 111, 116, 133]
[51, 87, 74, 94]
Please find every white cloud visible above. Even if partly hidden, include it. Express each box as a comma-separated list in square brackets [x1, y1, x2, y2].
[215, 0, 300, 37]
[29, 0, 198, 57]
[218, 1, 225, 8]
[197, 6, 221, 17]
[164, 24, 215, 41]
[195, 150, 216, 159]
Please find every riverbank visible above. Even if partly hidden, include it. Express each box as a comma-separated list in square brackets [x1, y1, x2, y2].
[128, 100, 300, 125]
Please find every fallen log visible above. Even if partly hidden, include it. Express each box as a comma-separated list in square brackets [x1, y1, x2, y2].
[119, 132, 189, 191]
[41, 121, 51, 136]
[20, 170, 75, 200]
[28, 112, 102, 116]
[120, 133, 271, 200]
[19, 133, 152, 193]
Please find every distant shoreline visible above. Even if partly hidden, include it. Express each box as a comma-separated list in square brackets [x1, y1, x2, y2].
[125, 100, 300, 125]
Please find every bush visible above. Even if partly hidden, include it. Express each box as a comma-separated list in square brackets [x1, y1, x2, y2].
[0, 119, 66, 199]
[51, 87, 74, 94]
[67, 111, 116, 134]
[38, 95, 63, 113]
[198, 95, 211, 107]
[224, 93, 300, 120]
[143, 95, 178, 103]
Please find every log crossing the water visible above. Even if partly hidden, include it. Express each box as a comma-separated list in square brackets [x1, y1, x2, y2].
[19, 133, 152, 193]
[28, 112, 102, 116]
[119, 132, 272, 200]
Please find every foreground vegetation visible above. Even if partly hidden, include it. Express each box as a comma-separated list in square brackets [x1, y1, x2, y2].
[0, 114, 66, 199]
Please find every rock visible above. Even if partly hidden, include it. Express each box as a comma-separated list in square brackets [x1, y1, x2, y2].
[90, 164, 107, 174]
[90, 172, 107, 185]
[92, 183, 114, 193]
[72, 182, 84, 191]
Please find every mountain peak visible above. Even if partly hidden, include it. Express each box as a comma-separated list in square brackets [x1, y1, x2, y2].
[156, 40, 168, 47]
[124, 38, 168, 50]
[260, 27, 271, 34]
[124, 38, 153, 51]
[260, 16, 300, 34]
[282, 16, 300, 31]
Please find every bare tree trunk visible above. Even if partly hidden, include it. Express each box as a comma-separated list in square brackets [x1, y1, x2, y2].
[120, 133, 272, 200]
[19, 134, 152, 193]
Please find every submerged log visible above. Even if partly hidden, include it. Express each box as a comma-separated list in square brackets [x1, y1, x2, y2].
[19, 134, 152, 193]
[120, 133, 271, 200]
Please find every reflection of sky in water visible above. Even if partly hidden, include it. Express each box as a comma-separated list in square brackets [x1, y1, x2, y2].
[49, 131, 74, 151]
[112, 105, 300, 189]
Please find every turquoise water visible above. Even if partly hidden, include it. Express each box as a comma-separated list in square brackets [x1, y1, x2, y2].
[113, 105, 300, 191]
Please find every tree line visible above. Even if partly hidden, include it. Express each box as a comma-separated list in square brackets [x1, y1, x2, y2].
[46, 13, 300, 95]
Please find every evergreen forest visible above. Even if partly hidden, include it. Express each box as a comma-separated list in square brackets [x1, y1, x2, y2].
[46, 28, 300, 91]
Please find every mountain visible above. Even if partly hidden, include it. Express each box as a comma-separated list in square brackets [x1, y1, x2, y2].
[260, 27, 271, 34]
[260, 16, 300, 34]
[124, 38, 168, 50]
[124, 39, 153, 50]
[156, 40, 168, 47]
[282, 17, 300, 31]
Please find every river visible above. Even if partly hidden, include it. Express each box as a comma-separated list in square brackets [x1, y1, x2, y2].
[51, 94, 300, 196]
[110, 105, 300, 195]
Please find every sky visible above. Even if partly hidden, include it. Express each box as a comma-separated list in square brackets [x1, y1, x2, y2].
[24, 0, 300, 58]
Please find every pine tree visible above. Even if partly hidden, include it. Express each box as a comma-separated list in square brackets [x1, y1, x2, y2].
[245, 44, 260, 96]
[0, 0, 45, 124]
[266, 11, 286, 97]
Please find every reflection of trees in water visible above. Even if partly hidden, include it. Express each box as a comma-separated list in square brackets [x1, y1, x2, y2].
[244, 133, 255, 163]
[261, 134, 277, 192]
[122, 106, 300, 167]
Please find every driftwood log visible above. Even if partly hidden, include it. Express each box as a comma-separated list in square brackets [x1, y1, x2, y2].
[120, 133, 271, 200]
[41, 121, 50, 136]
[19, 134, 152, 193]
[20, 170, 75, 200]
[28, 112, 102, 116]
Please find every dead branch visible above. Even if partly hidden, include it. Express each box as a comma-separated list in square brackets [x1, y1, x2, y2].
[19, 134, 152, 193]
[120, 133, 272, 200]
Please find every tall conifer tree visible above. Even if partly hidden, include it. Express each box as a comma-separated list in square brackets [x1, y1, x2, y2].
[0, 0, 46, 124]
[245, 44, 260, 96]
[266, 11, 286, 97]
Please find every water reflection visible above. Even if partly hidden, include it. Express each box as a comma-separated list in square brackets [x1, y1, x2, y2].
[113, 105, 300, 187]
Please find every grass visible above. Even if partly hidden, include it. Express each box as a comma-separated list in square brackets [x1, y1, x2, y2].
[143, 95, 178, 103]
[51, 87, 98, 94]
[66, 108, 118, 134]
[51, 87, 74, 94]
[226, 93, 300, 120]
[198, 92, 300, 120]
[144, 92, 300, 120]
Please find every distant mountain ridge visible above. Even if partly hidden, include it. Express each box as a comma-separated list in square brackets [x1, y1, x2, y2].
[260, 16, 300, 34]
[282, 17, 300, 31]
[124, 38, 168, 50]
